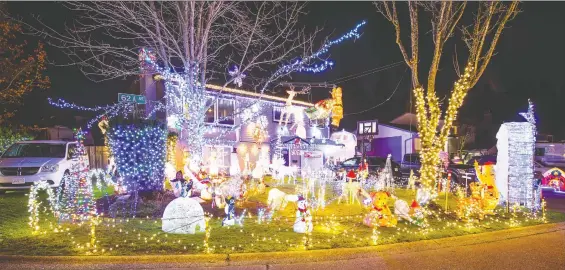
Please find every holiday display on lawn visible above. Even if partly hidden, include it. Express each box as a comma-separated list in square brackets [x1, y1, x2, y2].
[20, 7, 557, 256]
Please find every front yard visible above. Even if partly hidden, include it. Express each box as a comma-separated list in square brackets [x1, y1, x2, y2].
[0, 179, 563, 256]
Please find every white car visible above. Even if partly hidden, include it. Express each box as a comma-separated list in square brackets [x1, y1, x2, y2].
[0, 140, 83, 193]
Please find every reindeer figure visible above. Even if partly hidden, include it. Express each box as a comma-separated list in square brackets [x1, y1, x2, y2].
[279, 89, 298, 127]
[279, 86, 310, 127]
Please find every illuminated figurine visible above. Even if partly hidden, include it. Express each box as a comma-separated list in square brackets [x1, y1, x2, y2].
[473, 161, 499, 214]
[338, 170, 362, 204]
[304, 87, 343, 127]
[293, 195, 313, 234]
[330, 87, 343, 127]
[416, 183, 432, 206]
[222, 196, 236, 226]
[363, 191, 397, 228]
[170, 171, 193, 198]
[409, 200, 425, 226]
[394, 198, 425, 226]
[455, 185, 484, 221]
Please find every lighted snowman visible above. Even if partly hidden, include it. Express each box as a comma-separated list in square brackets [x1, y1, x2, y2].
[293, 195, 313, 234]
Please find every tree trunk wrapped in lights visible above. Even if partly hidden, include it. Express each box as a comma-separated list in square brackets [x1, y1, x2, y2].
[375, 1, 519, 187]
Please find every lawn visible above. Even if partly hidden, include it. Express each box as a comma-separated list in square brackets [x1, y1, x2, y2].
[0, 178, 563, 256]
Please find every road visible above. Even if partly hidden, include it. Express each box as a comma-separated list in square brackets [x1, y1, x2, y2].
[1, 190, 564, 270]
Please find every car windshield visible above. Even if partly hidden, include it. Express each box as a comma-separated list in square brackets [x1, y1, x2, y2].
[404, 154, 420, 163]
[2, 143, 66, 158]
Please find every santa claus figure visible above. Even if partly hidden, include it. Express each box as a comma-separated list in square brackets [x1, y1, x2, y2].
[293, 195, 313, 233]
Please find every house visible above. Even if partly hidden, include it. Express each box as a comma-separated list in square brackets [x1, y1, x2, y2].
[362, 122, 419, 163]
[361, 113, 476, 162]
[140, 74, 333, 173]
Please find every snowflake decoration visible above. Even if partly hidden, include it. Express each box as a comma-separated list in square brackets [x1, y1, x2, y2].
[228, 65, 246, 88]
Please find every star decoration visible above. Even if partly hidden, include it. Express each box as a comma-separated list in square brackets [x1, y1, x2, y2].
[519, 99, 536, 126]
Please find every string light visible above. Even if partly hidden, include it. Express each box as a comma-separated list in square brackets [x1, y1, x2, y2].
[56, 129, 97, 223]
[415, 65, 474, 188]
[496, 100, 539, 210]
[106, 123, 168, 191]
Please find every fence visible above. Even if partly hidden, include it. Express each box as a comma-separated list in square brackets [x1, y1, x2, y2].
[86, 146, 110, 169]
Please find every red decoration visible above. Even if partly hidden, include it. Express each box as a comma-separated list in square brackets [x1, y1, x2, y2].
[411, 200, 420, 209]
[347, 170, 356, 179]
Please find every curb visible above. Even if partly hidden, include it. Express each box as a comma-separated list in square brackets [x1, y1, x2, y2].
[1, 222, 564, 268]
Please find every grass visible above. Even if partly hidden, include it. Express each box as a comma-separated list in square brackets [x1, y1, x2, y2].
[0, 178, 563, 256]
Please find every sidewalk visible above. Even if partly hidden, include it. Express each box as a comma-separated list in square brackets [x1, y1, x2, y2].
[1, 222, 564, 270]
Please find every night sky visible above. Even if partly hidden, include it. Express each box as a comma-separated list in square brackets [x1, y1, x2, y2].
[8, 2, 565, 138]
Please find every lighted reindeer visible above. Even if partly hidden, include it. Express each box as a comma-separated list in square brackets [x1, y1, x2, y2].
[278, 89, 298, 127]
[278, 87, 310, 127]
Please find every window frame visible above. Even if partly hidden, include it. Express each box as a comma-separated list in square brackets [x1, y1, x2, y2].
[204, 97, 236, 127]
[216, 98, 236, 126]
[342, 158, 359, 167]
[272, 106, 293, 124]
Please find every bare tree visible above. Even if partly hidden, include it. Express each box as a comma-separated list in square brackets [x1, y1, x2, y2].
[17, 2, 361, 163]
[375, 1, 519, 187]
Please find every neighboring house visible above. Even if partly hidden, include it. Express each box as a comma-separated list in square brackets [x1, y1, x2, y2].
[361, 123, 419, 163]
[141, 74, 332, 173]
[360, 113, 476, 162]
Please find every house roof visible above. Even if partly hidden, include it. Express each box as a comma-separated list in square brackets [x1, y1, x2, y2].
[390, 112, 445, 129]
[379, 123, 418, 134]
[206, 84, 314, 107]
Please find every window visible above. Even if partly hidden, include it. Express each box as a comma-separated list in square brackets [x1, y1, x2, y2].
[205, 145, 232, 169]
[342, 158, 358, 166]
[217, 99, 235, 125]
[205, 97, 215, 124]
[273, 106, 293, 124]
[2, 143, 66, 158]
[204, 97, 235, 126]
[403, 154, 421, 164]
[67, 144, 77, 159]
[535, 147, 546, 157]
